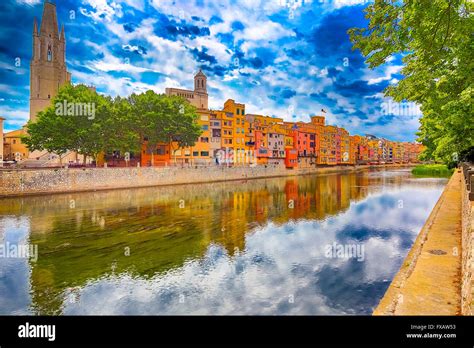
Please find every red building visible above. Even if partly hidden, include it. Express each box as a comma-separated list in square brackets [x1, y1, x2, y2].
[285, 148, 298, 168]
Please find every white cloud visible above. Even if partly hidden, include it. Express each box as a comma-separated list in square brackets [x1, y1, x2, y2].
[16, 0, 41, 5]
[366, 65, 403, 85]
[0, 105, 29, 129]
[80, 0, 123, 22]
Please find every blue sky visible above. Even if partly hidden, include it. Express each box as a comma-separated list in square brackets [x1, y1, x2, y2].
[0, 0, 421, 140]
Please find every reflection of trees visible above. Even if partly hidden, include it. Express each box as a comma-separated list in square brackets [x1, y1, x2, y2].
[0, 169, 436, 314]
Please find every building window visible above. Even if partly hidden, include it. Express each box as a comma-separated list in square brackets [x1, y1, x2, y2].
[47, 44, 52, 61]
[200, 137, 209, 143]
[193, 151, 199, 156]
[236, 109, 240, 115]
[202, 125, 209, 130]
[156, 145, 166, 155]
[200, 151, 209, 157]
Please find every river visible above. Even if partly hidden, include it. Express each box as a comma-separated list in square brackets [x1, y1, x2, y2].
[0, 168, 447, 315]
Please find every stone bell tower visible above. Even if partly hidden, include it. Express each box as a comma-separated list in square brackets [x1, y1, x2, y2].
[193, 69, 208, 110]
[30, 1, 71, 122]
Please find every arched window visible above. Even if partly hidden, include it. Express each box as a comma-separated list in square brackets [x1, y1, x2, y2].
[47, 44, 52, 61]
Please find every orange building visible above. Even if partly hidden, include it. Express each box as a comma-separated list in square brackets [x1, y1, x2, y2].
[338, 127, 351, 165]
[223, 99, 248, 165]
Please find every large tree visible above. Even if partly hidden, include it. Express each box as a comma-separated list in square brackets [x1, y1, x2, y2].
[128, 91, 202, 157]
[23, 84, 114, 164]
[22, 107, 72, 164]
[24, 86, 202, 166]
[349, 0, 473, 164]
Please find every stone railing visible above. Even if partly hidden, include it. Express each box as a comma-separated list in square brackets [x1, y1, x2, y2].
[461, 162, 474, 315]
[461, 162, 474, 201]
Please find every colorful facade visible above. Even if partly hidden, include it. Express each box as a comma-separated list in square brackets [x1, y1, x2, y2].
[137, 71, 424, 169]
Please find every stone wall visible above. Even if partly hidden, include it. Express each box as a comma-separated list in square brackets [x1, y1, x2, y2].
[0, 164, 377, 197]
[461, 168, 474, 315]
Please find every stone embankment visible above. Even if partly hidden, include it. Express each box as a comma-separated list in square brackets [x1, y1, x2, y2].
[0, 163, 409, 197]
[374, 163, 474, 315]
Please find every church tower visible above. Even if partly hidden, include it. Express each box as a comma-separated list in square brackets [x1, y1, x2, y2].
[194, 69, 207, 93]
[30, 1, 71, 122]
[193, 69, 208, 109]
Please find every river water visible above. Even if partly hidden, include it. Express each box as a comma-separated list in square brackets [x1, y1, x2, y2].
[0, 168, 447, 315]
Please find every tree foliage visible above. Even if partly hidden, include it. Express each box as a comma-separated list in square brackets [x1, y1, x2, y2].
[127, 91, 201, 153]
[349, 0, 473, 164]
[23, 85, 201, 165]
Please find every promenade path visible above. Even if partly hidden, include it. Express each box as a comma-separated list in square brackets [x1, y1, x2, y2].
[374, 171, 462, 315]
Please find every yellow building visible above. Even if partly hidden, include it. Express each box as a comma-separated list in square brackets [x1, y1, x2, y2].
[3, 128, 29, 161]
[319, 125, 337, 165]
[170, 110, 210, 165]
[339, 127, 351, 165]
[214, 110, 234, 164]
[223, 99, 247, 165]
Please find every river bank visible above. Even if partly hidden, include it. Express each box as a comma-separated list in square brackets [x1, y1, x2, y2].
[374, 169, 474, 315]
[0, 163, 413, 198]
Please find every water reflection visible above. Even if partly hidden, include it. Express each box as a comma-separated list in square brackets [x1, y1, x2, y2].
[0, 168, 446, 315]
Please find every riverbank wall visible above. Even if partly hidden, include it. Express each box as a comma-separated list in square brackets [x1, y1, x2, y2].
[0, 163, 411, 197]
[374, 165, 474, 315]
[461, 164, 474, 315]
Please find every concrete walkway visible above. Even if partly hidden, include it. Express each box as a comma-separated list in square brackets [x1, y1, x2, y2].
[374, 172, 462, 315]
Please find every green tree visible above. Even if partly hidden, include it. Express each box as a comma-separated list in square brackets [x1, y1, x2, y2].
[23, 85, 113, 165]
[349, 0, 473, 164]
[24, 86, 202, 166]
[22, 108, 72, 165]
[128, 91, 202, 163]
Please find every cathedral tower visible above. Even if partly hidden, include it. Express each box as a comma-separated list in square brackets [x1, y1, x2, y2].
[194, 69, 207, 94]
[30, 1, 71, 122]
